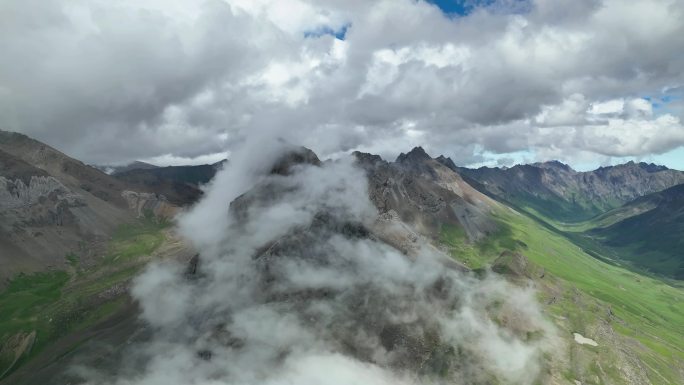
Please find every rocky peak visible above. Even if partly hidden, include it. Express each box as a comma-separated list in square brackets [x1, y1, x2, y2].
[532, 160, 575, 173]
[595, 161, 672, 176]
[352, 151, 385, 167]
[435, 155, 457, 171]
[637, 162, 668, 173]
[269, 146, 321, 175]
[396, 146, 431, 164]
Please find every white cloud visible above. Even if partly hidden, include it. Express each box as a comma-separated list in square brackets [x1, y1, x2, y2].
[1, 0, 683, 167]
[590, 99, 625, 115]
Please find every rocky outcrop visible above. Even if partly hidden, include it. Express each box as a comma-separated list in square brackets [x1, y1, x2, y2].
[0, 176, 82, 210]
[491, 250, 544, 280]
[121, 190, 177, 219]
[0, 175, 87, 229]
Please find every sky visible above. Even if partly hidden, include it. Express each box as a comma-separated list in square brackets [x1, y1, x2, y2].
[1, 0, 683, 170]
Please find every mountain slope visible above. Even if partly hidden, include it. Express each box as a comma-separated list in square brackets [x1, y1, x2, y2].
[0, 131, 133, 208]
[452, 160, 684, 223]
[0, 131, 175, 282]
[112, 164, 219, 205]
[581, 184, 684, 279]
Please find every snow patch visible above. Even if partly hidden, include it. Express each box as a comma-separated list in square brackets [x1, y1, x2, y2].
[573, 333, 598, 347]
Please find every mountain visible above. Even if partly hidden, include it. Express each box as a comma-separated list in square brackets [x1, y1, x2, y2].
[451, 160, 684, 222]
[112, 163, 222, 205]
[2, 143, 683, 385]
[581, 183, 684, 279]
[94, 161, 159, 175]
[113, 163, 219, 185]
[0, 130, 175, 282]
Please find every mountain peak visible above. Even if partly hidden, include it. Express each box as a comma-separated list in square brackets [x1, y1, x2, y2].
[597, 161, 670, 173]
[435, 155, 457, 171]
[637, 162, 668, 173]
[352, 151, 384, 166]
[396, 146, 431, 163]
[270, 146, 321, 175]
[533, 160, 574, 172]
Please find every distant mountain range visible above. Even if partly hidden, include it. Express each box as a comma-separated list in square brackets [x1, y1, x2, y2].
[450, 160, 684, 223]
[94, 160, 225, 205]
[94, 161, 159, 175]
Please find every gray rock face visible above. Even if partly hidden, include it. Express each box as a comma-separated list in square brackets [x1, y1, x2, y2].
[354, 148, 498, 242]
[0, 175, 87, 229]
[0, 176, 82, 210]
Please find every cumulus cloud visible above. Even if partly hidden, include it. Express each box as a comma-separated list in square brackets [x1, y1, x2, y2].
[1, 0, 683, 166]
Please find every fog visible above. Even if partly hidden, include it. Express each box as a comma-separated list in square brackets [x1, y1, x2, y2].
[76, 137, 557, 385]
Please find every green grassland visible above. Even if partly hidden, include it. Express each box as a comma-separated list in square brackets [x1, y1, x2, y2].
[524, 193, 684, 281]
[496, 189, 622, 225]
[0, 217, 169, 380]
[441, 207, 684, 384]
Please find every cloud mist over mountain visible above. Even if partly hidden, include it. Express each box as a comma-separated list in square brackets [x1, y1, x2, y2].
[3, 2, 684, 385]
[1, 0, 683, 168]
[72, 137, 557, 384]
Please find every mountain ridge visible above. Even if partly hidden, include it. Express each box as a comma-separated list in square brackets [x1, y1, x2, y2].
[447, 157, 684, 222]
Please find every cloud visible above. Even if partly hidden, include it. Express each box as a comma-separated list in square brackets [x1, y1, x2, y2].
[1, 0, 683, 167]
[73, 140, 558, 384]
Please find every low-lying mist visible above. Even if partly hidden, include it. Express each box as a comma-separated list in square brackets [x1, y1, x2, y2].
[77, 139, 557, 385]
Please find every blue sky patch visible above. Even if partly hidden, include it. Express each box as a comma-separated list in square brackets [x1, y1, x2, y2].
[427, 0, 531, 17]
[644, 89, 683, 114]
[304, 23, 350, 40]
